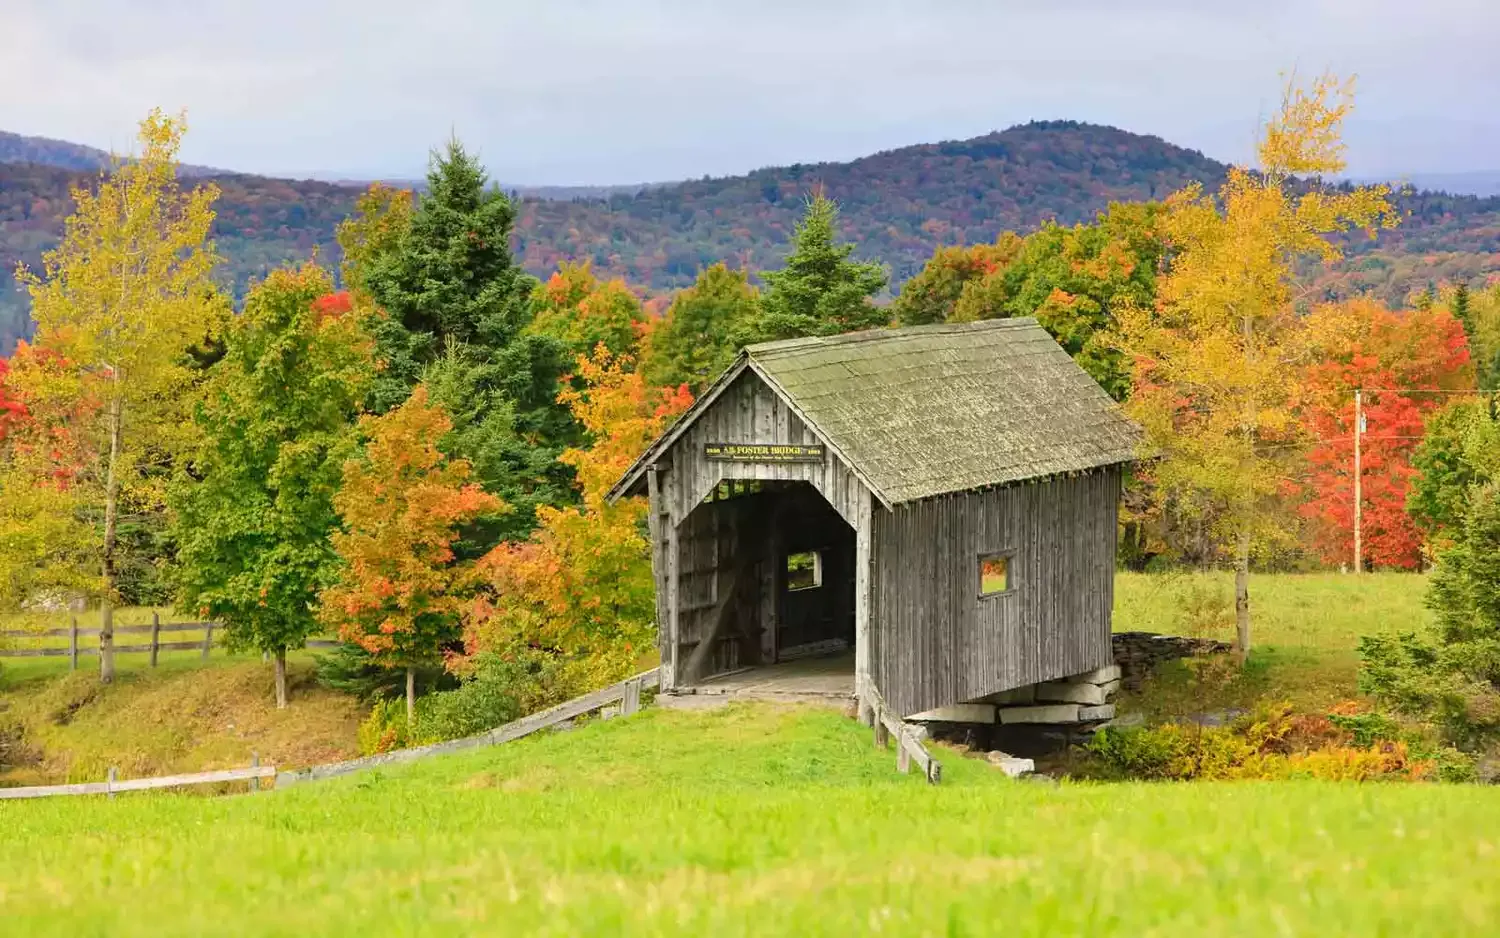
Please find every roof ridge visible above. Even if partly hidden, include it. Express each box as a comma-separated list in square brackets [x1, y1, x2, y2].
[745, 318, 1039, 356]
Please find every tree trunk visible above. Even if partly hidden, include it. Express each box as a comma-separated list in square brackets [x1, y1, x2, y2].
[1234, 530, 1251, 664]
[273, 648, 288, 709]
[99, 391, 124, 684]
[405, 666, 416, 728]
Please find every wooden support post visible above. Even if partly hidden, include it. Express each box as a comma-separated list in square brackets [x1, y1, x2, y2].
[201, 623, 214, 659]
[874, 713, 889, 749]
[622, 678, 641, 716]
[250, 753, 261, 793]
[664, 501, 680, 694]
[853, 491, 874, 719]
[149, 612, 160, 668]
[896, 735, 911, 773]
[68, 616, 78, 672]
[106, 766, 116, 800]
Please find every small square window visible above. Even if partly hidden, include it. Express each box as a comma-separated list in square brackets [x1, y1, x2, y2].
[979, 553, 1013, 596]
[787, 550, 823, 591]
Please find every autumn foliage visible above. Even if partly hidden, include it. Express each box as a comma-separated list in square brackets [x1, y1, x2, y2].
[1296, 300, 1471, 568]
[320, 387, 504, 678]
[461, 347, 691, 689]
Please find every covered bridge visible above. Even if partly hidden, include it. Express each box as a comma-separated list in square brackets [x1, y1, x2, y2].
[608, 318, 1140, 719]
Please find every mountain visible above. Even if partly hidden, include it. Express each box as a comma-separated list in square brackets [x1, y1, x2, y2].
[3, 121, 1498, 353]
[0, 128, 223, 176]
[1377, 171, 1500, 199]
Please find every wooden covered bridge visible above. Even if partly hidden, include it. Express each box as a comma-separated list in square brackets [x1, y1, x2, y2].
[608, 318, 1140, 720]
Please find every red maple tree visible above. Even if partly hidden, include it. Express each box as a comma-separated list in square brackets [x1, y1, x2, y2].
[1297, 300, 1471, 569]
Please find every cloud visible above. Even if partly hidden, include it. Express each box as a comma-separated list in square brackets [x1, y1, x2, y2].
[1, 0, 1495, 182]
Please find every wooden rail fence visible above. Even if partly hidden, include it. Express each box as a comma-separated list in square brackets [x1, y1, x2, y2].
[277, 668, 660, 787]
[0, 614, 339, 669]
[0, 756, 273, 800]
[865, 685, 942, 783]
[0, 667, 935, 800]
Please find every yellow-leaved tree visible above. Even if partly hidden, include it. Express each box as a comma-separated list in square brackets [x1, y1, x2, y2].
[12, 109, 223, 682]
[1113, 74, 1397, 659]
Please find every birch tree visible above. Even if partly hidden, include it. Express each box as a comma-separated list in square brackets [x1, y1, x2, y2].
[1112, 74, 1396, 659]
[13, 110, 221, 682]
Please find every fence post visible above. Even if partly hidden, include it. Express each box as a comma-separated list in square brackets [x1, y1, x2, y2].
[201, 623, 214, 660]
[622, 678, 641, 716]
[106, 766, 116, 800]
[149, 612, 160, 668]
[69, 616, 78, 672]
[251, 752, 261, 793]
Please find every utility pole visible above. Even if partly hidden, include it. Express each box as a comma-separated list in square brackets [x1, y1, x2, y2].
[1353, 389, 1363, 574]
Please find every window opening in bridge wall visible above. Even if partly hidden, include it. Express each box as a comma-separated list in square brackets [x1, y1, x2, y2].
[786, 550, 823, 591]
[979, 552, 1013, 597]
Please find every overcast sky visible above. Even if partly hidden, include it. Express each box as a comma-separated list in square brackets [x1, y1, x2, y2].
[3, 0, 1495, 185]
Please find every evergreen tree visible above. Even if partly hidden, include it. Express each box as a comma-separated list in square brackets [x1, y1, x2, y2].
[360, 139, 578, 549]
[745, 194, 888, 342]
[643, 262, 759, 392]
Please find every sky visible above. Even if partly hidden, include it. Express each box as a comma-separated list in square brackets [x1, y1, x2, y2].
[3, 0, 1496, 185]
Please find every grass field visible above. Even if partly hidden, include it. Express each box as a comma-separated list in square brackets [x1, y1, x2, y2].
[1112, 571, 1427, 711]
[3, 703, 1499, 937]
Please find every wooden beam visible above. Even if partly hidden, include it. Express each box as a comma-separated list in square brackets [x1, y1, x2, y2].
[0, 764, 277, 800]
[853, 490, 874, 721]
[278, 669, 661, 787]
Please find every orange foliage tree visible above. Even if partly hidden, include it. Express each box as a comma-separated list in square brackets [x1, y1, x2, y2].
[461, 347, 691, 703]
[319, 386, 504, 722]
[1296, 300, 1471, 569]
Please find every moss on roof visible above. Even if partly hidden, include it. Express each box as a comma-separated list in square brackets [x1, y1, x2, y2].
[611, 318, 1141, 505]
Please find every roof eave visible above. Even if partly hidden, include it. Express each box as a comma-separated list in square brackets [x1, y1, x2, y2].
[605, 354, 753, 504]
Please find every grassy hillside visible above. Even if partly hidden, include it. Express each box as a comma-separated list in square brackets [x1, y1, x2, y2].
[4, 702, 1499, 936]
[0, 654, 361, 787]
[5, 121, 1498, 351]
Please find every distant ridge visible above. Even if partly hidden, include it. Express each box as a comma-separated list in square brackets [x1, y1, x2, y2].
[2, 120, 1498, 354]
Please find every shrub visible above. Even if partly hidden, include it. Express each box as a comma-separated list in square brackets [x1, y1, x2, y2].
[1083, 701, 1441, 782]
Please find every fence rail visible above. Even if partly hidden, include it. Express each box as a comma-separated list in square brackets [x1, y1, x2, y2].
[0, 615, 340, 668]
[0, 760, 274, 800]
[864, 685, 942, 784]
[276, 668, 660, 787]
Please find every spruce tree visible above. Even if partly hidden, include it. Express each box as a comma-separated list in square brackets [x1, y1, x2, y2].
[361, 139, 577, 549]
[746, 194, 888, 343]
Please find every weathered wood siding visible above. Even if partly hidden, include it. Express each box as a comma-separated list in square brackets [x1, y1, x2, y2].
[660, 372, 872, 529]
[871, 467, 1120, 717]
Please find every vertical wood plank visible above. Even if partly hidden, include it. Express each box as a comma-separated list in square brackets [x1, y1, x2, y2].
[201, 623, 214, 659]
[149, 612, 160, 668]
[68, 616, 78, 672]
[106, 766, 116, 800]
[251, 752, 261, 793]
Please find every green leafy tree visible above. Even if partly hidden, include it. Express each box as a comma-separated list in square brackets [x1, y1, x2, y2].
[745, 194, 888, 342]
[527, 262, 646, 361]
[891, 235, 1023, 327]
[643, 262, 759, 392]
[172, 265, 371, 707]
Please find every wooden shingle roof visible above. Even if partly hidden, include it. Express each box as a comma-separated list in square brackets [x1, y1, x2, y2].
[610, 318, 1141, 506]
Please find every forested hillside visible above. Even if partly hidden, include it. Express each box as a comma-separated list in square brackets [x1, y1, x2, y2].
[3, 120, 1498, 351]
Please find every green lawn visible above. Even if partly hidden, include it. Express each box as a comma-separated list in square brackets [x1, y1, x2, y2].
[3, 703, 1498, 937]
[1112, 571, 1428, 710]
